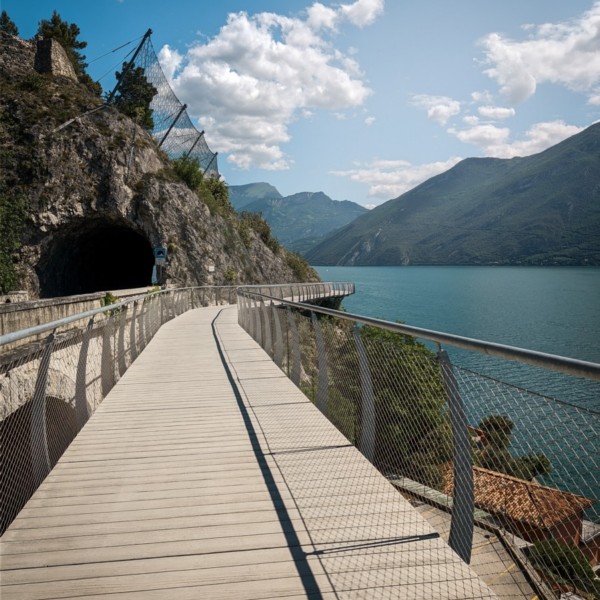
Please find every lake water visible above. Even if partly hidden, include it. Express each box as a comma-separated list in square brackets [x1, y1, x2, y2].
[315, 266, 600, 362]
[314, 266, 600, 513]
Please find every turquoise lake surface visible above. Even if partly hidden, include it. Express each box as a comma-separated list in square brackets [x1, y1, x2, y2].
[314, 266, 600, 513]
[315, 265, 600, 362]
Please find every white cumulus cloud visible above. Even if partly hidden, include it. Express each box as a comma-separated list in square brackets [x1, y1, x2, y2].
[448, 124, 510, 148]
[411, 94, 461, 125]
[340, 0, 384, 27]
[480, 2, 600, 104]
[449, 120, 583, 158]
[490, 121, 584, 158]
[477, 105, 516, 120]
[158, 2, 382, 170]
[331, 157, 463, 201]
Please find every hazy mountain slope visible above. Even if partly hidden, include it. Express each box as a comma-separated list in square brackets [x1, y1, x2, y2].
[229, 182, 282, 210]
[306, 123, 600, 266]
[230, 188, 368, 253]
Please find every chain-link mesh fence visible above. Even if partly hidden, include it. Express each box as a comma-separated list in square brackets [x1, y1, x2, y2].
[110, 32, 219, 177]
[238, 291, 600, 600]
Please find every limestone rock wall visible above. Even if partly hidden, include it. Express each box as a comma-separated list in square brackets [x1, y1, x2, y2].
[0, 34, 316, 298]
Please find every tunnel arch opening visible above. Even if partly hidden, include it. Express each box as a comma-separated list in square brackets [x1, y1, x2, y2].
[38, 219, 155, 297]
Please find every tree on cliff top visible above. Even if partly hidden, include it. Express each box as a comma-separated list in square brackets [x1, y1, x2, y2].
[36, 11, 100, 94]
[0, 10, 19, 36]
[113, 63, 157, 129]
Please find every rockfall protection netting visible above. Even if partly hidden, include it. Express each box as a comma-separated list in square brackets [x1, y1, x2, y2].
[111, 32, 219, 178]
[238, 291, 600, 600]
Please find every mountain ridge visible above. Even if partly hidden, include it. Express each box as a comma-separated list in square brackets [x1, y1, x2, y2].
[229, 184, 368, 254]
[306, 123, 600, 266]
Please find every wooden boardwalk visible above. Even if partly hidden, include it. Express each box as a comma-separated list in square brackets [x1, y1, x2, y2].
[1, 306, 496, 599]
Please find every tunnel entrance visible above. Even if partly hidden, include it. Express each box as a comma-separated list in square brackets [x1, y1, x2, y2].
[38, 220, 155, 297]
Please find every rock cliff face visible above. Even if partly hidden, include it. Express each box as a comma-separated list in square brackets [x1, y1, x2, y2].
[0, 33, 316, 297]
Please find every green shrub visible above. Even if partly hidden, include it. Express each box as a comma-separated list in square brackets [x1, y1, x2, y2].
[0, 190, 27, 293]
[100, 292, 120, 306]
[201, 177, 233, 216]
[238, 220, 252, 247]
[529, 540, 600, 597]
[113, 64, 156, 128]
[477, 415, 552, 480]
[239, 211, 280, 253]
[224, 266, 237, 283]
[285, 250, 312, 281]
[172, 156, 203, 191]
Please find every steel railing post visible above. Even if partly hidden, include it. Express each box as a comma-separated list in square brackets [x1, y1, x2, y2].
[287, 307, 301, 386]
[30, 332, 55, 486]
[272, 303, 284, 368]
[353, 326, 376, 461]
[438, 347, 474, 564]
[118, 304, 129, 376]
[311, 312, 328, 414]
[129, 301, 138, 361]
[101, 314, 115, 398]
[75, 318, 94, 429]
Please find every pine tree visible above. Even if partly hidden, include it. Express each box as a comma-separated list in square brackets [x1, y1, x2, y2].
[113, 64, 157, 129]
[0, 10, 19, 36]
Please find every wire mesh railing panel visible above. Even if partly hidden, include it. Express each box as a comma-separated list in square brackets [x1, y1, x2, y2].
[449, 365, 600, 599]
[1, 283, 351, 535]
[2, 288, 194, 534]
[235, 298, 496, 599]
[237, 290, 600, 600]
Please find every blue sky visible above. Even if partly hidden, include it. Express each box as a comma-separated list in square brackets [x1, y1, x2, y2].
[5, 1, 600, 206]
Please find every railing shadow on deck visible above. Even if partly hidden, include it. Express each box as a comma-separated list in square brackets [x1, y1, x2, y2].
[237, 288, 600, 600]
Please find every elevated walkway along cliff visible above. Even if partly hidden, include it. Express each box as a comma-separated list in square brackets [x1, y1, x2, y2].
[1, 305, 497, 599]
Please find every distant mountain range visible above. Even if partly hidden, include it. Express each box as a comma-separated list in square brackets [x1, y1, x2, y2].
[229, 184, 368, 254]
[306, 123, 600, 266]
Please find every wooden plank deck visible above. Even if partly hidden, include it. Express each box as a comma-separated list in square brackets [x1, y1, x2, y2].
[1, 306, 496, 599]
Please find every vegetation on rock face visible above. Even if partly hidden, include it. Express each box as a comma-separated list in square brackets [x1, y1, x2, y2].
[36, 10, 100, 95]
[169, 155, 316, 281]
[113, 63, 157, 129]
[202, 177, 233, 217]
[172, 156, 234, 217]
[172, 156, 204, 191]
[239, 212, 280, 253]
[285, 251, 313, 281]
[0, 23, 318, 294]
[529, 540, 600, 598]
[0, 189, 27, 294]
[0, 10, 18, 36]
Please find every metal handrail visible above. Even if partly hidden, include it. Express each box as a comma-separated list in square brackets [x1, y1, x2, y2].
[0, 283, 355, 348]
[239, 290, 600, 382]
[0, 295, 146, 347]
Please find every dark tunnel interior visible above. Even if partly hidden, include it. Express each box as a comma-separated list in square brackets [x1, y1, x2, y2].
[38, 220, 155, 297]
